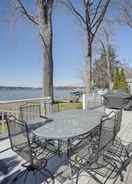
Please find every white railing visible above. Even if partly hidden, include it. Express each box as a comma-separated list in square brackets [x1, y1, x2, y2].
[83, 94, 103, 110]
[0, 97, 51, 123]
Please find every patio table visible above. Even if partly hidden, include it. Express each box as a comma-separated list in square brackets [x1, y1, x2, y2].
[33, 109, 105, 140]
[33, 109, 105, 183]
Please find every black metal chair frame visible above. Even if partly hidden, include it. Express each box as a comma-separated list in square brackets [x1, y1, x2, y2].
[6, 115, 55, 184]
[103, 108, 132, 181]
[19, 103, 48, 121]
[67, 112, 122, 184]
[19, 102, 60, 122]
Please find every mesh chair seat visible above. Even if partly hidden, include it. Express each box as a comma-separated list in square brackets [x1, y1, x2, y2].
[86, 160, 118, 183]
[104, 138, 129, 167]
[70, 149, 118, 184]
[26, 117, 47, 129]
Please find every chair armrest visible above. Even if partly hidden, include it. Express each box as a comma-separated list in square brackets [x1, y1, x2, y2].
[101, 111, 116, 121]
[40, 115, 48, 119]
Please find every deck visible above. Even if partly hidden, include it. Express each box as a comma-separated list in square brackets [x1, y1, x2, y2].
[1, 108, 132, 184]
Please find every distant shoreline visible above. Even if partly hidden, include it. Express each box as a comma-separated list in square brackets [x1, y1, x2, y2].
[0, 86, 84, 90]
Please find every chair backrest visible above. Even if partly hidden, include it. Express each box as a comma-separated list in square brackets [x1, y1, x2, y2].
[70, 125, 101, 166]
[19, 103, 41, 122]
[6, 115, 33, 165]
[87, 115, 116, 164]
[19, 102, 60, 121]
[115, 109, 122, 135]
[99, 113, 116, 153]
[70, 113, 117, 168]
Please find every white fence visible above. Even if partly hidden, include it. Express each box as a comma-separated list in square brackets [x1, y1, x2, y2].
[0, 97, 51, 123]
[83, 94, 103, 110]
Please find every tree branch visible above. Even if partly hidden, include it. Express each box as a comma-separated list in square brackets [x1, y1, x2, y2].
[85, 1, 93, 42]
[122, 7, 132, 27]
[91, 0, 111, 38]
[16, 0, 38, 25]
[61, 0, 86, 25]
[91, 0, 103, 25]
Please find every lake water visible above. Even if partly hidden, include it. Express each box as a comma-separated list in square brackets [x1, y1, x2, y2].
[0, 88, 72, 101]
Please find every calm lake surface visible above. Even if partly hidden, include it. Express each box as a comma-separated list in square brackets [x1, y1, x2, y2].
[0, 88, 72, 101]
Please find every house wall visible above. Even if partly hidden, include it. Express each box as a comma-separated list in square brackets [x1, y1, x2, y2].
[128, 82, 132, 94]
[127, 79, 132, 94]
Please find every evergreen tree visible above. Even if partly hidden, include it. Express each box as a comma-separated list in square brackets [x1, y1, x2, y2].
[112, 68, 128, 92]
[119, 68, 128, 92]
[113, 68, 120, 90]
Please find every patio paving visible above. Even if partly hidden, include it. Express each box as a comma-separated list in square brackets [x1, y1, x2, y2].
[1, 108, 132, 184]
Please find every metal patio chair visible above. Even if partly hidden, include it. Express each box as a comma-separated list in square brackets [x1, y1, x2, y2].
[115, 108, 123, 135]
[6, 115, 55, 184]
[19, 103, 48, 130]
[69, 113, 122, 184]
[19, 103, 60, 128]
[103, 109, 125, 159]
[19, 103, 59, 154]
[103, 109, 132, 181]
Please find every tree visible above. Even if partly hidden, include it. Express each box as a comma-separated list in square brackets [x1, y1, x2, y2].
[117, 0, 132, 27]
[119, 68, 128, 92]
[61, 0, 111, 94]
[113, 68, 128, 92]
[120, 62, 132, 79]
[93, 45, 119, 89]
[98, 26, 114, 90]
[113, 67, 120, 90]
[15, 0, 54, 101]
[94, 57, 108, 88]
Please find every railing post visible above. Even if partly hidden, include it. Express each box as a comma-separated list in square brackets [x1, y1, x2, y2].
[1, 112, 5, 132]
[41, 101, 46, 116]
[82, 94, 86, 110]
[2, 112, 4, 122]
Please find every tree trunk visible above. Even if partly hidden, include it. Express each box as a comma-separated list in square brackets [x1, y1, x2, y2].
[106, 48, 112, 90]
[37, 0, 54, 102]
[85, 44, 92, 94]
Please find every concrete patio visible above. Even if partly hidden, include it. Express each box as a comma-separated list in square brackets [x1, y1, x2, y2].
[1, 108, 132, 184]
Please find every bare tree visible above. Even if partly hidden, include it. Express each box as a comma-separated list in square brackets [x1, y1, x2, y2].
[93, 44, 119, 89]
[118, 0, 132, 27]
[115, 0, 132, 80]
[98, 25, 113, 90]
[120, 62, 132, 79]
[61, 0, 111, 94]
[15, 0, 54, 101]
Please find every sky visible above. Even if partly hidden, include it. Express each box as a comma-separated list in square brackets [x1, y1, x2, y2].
[0, 0, 132, 87]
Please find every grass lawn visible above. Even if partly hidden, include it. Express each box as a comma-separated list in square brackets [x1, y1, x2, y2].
[0, 123, 8, 134]
[57, 102, 82, 111]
